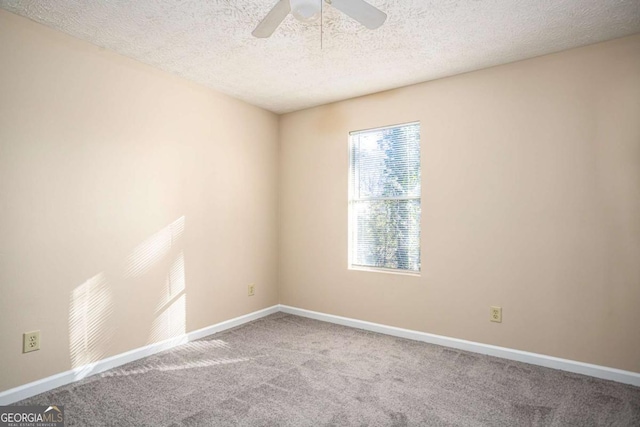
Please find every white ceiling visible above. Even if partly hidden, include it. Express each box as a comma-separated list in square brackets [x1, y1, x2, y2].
[1, 0, 639, 113]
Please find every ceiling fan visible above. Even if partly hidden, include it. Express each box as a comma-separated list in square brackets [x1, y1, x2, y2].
[252, 0, 387, 38]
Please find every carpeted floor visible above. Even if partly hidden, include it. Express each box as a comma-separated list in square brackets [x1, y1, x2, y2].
[16, 312, 640, 426]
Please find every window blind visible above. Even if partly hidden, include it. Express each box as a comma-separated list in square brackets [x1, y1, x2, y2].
[349, 122, 421, 272]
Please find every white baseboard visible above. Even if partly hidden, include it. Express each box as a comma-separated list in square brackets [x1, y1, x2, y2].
[0, 305, 279, 405]
[279, 305, 640, 388]
[3, 303, 638, 405]
[186, 305, 279, 342]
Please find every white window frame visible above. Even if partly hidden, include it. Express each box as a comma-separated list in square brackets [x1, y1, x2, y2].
[348, 121, 421, 275]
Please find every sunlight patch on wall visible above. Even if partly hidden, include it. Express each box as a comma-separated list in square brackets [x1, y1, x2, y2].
[155, 251, 186, 312]
[68, 273, 114, 376]
[67, 215, 188, 378]
[125, 216, 185, 278]
[149, 251, 187, 343]
[149, 294, 186, 344]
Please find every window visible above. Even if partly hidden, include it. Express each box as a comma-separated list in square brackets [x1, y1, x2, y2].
[349, 122, 421, 273]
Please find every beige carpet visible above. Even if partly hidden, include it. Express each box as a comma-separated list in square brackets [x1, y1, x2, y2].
[16, 312, 640, 426]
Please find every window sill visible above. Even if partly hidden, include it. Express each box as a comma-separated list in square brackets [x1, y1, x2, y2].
[348, 266, 421, 277]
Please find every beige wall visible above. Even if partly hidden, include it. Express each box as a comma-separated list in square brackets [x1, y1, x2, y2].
[279, 34, 640, 373]
[0, 9, 279, 392]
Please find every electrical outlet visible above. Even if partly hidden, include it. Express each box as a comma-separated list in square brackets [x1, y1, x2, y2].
[248, 283, 255, 297]
[23, 330, 40, 353]
[490, 306, 502, 323]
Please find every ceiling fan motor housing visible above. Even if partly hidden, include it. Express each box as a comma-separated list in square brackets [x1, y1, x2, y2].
[290, 0, 321, 23]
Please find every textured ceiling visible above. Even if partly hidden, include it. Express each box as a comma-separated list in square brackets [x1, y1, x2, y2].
[1, 0, 639, 113]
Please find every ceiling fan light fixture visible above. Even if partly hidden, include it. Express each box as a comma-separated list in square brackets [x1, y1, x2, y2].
[290, 0, 321, 23]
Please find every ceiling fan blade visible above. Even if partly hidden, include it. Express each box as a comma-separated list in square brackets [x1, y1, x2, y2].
[329, 0, 387, 30]
[252, 0, 291, 38]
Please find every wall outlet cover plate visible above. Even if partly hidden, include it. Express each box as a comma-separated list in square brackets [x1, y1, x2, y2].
[23, 330, 40, 353]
